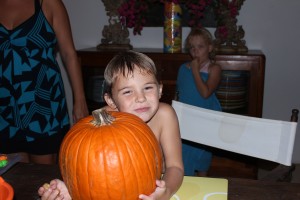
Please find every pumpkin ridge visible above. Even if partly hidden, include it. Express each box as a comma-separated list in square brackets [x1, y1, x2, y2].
[110, 116, 157, 198]
[86, 127, 96, 199]
[101, 126, 113, 199]
[117, 124, 145, 197]
[74, 128, 92, 199]
[59, 126, 79, 198]
[111, 125, 128, 199]
[101, 126, 114, 199]
[134, 123, 161, 180]
[132, 121, 162, 176]
[102, 131, 110, 199]
[62, 119, 94, 199]
[101, 123, 128, 199]
[60, 128, 80, 195]
[93, 124, 113, 199]
[120, 121, 160, 195]
[75, 128, 93, 200]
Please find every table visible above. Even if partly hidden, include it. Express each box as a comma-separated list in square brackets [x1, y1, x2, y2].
[2, 162, 300, 200]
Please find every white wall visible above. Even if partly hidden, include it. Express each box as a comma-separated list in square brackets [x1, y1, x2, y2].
[62, 0, 300, 163]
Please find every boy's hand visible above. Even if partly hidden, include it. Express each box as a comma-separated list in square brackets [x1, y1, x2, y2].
[139, 180, 167, 200]
[38, 179, 71, 200]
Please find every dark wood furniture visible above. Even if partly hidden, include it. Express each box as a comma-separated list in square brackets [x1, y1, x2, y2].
[77, 48, 265, 117]
[3, 162, 300, 200]
[77, 47, 266, 179]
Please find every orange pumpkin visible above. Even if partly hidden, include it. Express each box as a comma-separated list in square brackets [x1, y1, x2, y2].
[0, 176, 14, 200]
[59, 109, 163, 200]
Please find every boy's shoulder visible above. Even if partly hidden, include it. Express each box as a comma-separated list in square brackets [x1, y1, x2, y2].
[158, 102, 177, 116]
[158, 102, 172, 109]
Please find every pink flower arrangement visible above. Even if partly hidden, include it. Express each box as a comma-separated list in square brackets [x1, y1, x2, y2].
[214, 0, 245, 40]
[118, 0, 213, 35]
[118, 0, 245, 36]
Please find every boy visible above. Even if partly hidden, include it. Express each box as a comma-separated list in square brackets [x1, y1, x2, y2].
[39, 50, 184, 200]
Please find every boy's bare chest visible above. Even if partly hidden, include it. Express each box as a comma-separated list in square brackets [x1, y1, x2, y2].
[147, 119, 161, 141]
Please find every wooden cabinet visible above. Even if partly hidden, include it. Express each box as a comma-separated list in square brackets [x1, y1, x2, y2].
[78, 47, 265, 118]
[77, 47, 266, 179]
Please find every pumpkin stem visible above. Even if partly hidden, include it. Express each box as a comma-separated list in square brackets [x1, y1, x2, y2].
[92, 108, 115, 126]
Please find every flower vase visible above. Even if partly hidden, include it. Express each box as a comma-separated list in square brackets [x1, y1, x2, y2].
[163, 2, 182, 53]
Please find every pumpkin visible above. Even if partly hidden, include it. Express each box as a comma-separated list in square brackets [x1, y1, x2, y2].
[0, 176, 14, 200]
[59, 109, 163, 200]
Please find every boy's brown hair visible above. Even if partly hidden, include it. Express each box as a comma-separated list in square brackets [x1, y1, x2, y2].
[104, 50, 160, 95]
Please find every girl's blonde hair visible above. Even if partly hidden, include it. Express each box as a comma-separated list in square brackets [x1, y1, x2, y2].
[104, 50, 160, 95]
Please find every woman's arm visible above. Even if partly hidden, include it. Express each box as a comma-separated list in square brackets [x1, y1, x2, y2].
[43, 0, 89, 123]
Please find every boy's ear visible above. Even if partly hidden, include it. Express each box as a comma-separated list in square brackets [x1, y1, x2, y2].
[104, 93, 117, 110]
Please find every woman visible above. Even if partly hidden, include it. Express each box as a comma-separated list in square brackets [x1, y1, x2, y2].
[0, 0, 89, 164]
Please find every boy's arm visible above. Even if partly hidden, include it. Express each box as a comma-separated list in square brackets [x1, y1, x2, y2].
[159, 103, 184, 198]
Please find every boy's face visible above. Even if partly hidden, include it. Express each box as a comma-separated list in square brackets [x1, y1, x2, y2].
[105, 66, 162, 123]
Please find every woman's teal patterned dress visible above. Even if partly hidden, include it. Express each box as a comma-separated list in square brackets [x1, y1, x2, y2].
[0, 0, 70, 154]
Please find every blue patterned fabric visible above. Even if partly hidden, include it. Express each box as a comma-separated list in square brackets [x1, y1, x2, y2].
[0, 0, 69, 154]
[177, 63, 221, 176]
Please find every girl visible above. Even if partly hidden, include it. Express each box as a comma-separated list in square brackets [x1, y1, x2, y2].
[176, 28, 222, 176]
